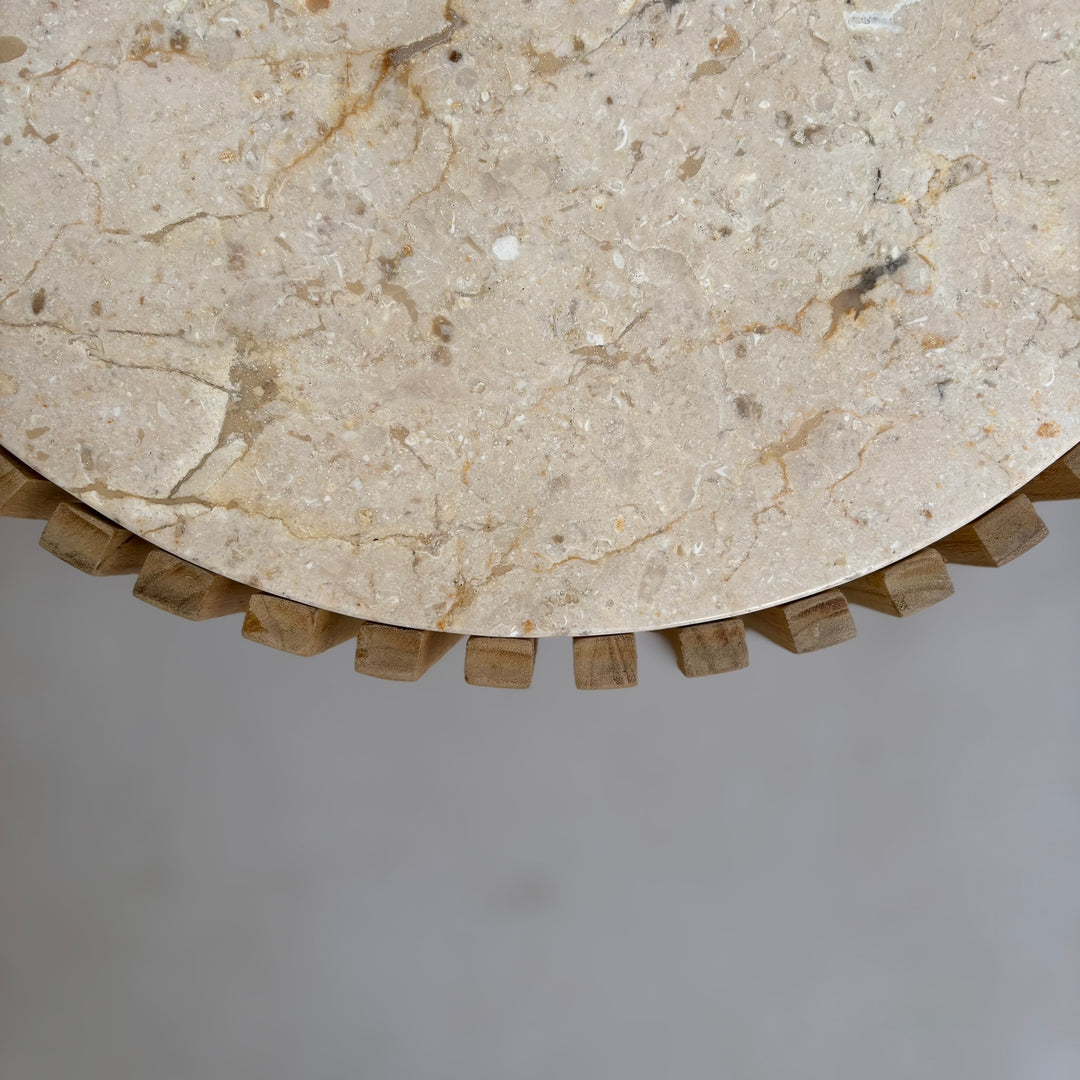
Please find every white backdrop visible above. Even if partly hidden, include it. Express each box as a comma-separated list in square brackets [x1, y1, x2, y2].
[1, 501, 1078, 1080]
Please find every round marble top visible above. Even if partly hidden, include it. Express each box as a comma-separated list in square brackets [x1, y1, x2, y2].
[1, 1, 1077, 636]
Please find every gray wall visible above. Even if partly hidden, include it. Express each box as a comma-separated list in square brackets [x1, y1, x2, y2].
[1, 502, 1078, 1080]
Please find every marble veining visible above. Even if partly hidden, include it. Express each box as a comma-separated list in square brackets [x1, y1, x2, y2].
[1, 0, 1077, 635]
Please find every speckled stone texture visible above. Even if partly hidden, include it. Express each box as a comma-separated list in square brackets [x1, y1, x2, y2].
[1, 1, 1077, 635]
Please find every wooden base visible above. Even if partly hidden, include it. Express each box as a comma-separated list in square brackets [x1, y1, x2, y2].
[744, 590, 857, 654]
[660, 618, 749, 678]
[464, 636, 538, 689]
[0, 447, 71, 519]
[1, 438, 1078, 687]
[573, 634, 638, 689]
[39, 502, 154, 576]
[841, 547, 953, 617]
[936, 494, 1048, 567]
[242, 594, 361, 656]
[355, 622, 462, 681]
[1022, 444, 1080, 500]
[134, 550, 253, 620]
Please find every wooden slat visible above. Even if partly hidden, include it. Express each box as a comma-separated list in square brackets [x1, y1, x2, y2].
[840, 547, 953, 617]
[744, 590, 857, 653]
[1021, 443, 1080, 500]
[39, 501, 154, 575]
[935, 493, 1047, 567]
[572, 633, 638, 690]
[660, 618, 748, 678]
[355, 622, 462, 681]
[0, 447, 70, 519]
[134, 550, 253, 620]
[242, 594, 361, 656]
[464, 635, 537, 689]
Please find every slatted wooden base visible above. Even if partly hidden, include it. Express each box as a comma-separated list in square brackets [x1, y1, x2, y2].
[0, 441, 1074, 687]
[573, 634, 638, 690]
[660, 619, 748, 678]
[840, 547, 953, 617]
[242, 594, 361, 657]
[40, 502, 155, 576]
[1022, 444, 1080, 501]
[1, 447, 72, 519]
[935, 494, 1047, 567]
[743, 590, 857, 654]
[354, 622, 462, 682]
[134, 550, 254, 621]
[465, 636, 538, 689]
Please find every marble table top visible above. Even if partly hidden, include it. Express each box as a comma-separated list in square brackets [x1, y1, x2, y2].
[1, 0, 1077, 636]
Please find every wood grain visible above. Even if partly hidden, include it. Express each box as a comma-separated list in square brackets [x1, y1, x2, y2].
[242, 594, 361, 656]
[660, 618, 749, 678]
[134, 550, 254, 620]
[744, 590, 857, 653]
[0, 447, 71, 519]
[464, 635, 537, 689]
[935, 493, 1048, 567]
[840, 547, 954, 617]
[355, 622, 462, 681]
[573, 634, 638, 690]
[39, 501, 154, 575]
[1021, 443, 1080, 501]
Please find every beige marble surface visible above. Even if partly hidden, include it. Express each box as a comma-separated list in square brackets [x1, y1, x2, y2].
[1, 0, 1078, 636]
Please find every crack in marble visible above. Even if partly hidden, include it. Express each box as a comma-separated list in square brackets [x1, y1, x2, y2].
[140, 209, 269, 244]
[547, 506, 698, 570]
[267, 4, 465, 199]
[0, 320, 233, 395]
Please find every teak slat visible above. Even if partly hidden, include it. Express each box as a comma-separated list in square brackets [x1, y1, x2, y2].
[572, 633, 638, 690]
[660, 618, 749, 678]
[0, 447, 71, 519]
[242, 594, 361, 656]
[39, 501, 153, 575]
[1021, 443, 1080, 501]
[464, 635, 538, 689]
[840, 547, 954, 617]
[744, 590, 857, 653]
[355, 622, 462, 681]
[134, 550, 254, 620]
[935, 493, 1048, 567]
